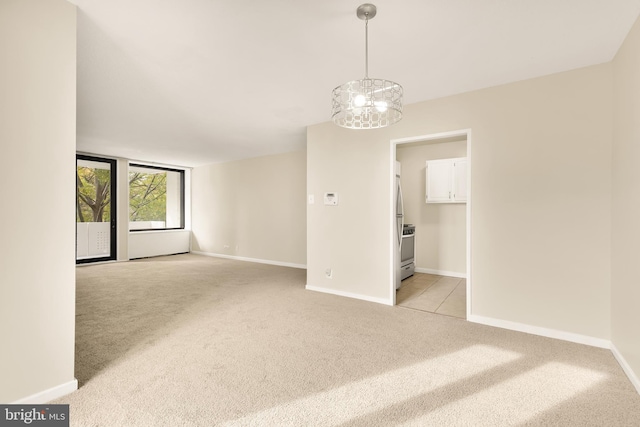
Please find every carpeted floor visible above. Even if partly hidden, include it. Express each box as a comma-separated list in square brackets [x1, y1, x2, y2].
[55, 253, 640, 426]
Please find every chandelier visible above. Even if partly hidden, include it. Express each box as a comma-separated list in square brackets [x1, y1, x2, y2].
[331, 4, 403, 129]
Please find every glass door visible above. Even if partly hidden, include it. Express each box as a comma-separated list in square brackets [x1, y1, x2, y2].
[76, 155, 117, 263]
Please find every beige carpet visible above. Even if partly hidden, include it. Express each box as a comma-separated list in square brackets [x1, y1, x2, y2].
[55, 254, 640, 426]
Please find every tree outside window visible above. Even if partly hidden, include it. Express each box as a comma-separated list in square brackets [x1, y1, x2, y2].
[129, 170, 167, 223]
[129, 165, 184, 230]
[77, 165, 111, 223]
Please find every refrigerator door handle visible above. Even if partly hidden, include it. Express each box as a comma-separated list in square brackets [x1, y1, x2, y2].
[396, 181, 404, 249]
[397, 180, 404, 219]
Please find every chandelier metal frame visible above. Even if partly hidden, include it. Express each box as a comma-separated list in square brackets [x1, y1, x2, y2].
[331, 4, 403, 129]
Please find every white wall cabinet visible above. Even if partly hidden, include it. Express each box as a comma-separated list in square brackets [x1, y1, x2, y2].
[426, 157, 467, 203]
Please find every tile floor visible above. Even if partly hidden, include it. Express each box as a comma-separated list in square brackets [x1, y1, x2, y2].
[396, 273, 466, 319]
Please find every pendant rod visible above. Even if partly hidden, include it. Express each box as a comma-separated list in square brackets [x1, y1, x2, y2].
[364, 17, 369, 79]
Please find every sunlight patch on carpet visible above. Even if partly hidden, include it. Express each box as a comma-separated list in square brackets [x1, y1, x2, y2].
[221, 345, 522, 426]
[403, 362, 608, 426]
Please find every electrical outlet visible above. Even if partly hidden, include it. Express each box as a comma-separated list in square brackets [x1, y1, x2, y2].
[325, 268, 332, 279]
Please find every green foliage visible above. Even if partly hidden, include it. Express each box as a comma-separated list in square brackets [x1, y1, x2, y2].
[77, 166, 111, 222]
[129, 171, 167, 222]
[76, 165, 169, 225]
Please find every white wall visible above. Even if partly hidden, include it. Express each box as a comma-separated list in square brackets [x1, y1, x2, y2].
[307, 126, 396, 304]
[397, 139, 467, 276]
[128, 230, 190, 259]
[166, 170, 181, 228]
[191, 150, 306, 267]
[0, 0, 77, 403]
[308, 63, 612, 339]
[612, 14, 640, 389]
[116, 158, 130, 260]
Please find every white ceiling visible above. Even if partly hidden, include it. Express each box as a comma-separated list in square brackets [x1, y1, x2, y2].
[69, 0, 640, 167]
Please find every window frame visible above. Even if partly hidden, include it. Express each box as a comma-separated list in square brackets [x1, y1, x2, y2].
[128, 163, 185, 232]
[76, 154, 118, 264]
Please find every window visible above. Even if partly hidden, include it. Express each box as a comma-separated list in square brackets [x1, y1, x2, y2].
[129, 164, 184, 231]
[76, 155, 117, 263]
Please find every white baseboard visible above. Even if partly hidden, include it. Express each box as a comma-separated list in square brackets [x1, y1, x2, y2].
[12, 379, 78, 404]
[305, 284, 393, 306]
[467, 314, 611, 349]
[415, 267, 466, 278]
[192, 251, 306, 270]
[611, 343, 640, 394]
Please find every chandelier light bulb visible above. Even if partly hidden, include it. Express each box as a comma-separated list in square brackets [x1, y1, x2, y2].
[374, 101, 388, 112]
[354, 94, 366, 107]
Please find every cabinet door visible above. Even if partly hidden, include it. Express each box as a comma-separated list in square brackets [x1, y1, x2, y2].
[452, 159, 467, 202]
[426, 159, 452, 202]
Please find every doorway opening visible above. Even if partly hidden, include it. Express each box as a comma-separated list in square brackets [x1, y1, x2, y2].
[76, 154, 117, 264]
[390, 130, 471, 319]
